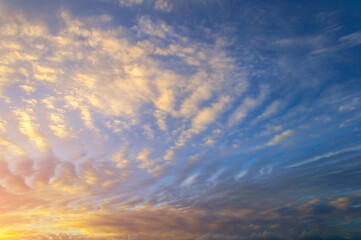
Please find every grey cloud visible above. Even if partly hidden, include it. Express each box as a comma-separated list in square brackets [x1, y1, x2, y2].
[196, 233, 246, 240]
[250, 231, 287, 240]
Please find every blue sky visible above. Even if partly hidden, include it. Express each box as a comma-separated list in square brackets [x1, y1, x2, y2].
[0, 0, 360, 239]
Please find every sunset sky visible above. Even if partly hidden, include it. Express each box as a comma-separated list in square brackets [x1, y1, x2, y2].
[0, 0, 361, 239]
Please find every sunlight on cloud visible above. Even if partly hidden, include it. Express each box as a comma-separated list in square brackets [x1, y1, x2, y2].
[266, 129, 294, 146]
[13, 108, 49, 152]
[0, 2, 248, 238]
[1, 1, 360, 239]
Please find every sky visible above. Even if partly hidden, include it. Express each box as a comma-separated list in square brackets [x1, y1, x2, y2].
[0, 0, 361, 239]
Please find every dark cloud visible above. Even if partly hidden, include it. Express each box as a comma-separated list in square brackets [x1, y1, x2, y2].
[250, 231, 287, 240]
[297, 232, 361, 240]
[311, 203, 334, 215]
[196, 233, 246, 240]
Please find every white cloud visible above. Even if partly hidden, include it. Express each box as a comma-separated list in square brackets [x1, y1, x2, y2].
[0, 118, 6, 133]
[0, 4, 251, 231]
[197, 233, 245, 240]
[192, 95, 230, 133]
[136, 148, 154, 169]
[181, 173, 199, 187]
[235, 170, 247, 180]
[154, 109, 168, 131]
[111, 145, 131, 169]
[154, 0, 172, 12]
[259, 166, 272, 176]
[0, 2, 245, 181]
[137, 16, 172, 39]
[179, 83, 213, 118]
[13, 108, 49, 152]
[340, 30, 361, 48]
[228, 85, 267, 126]
[256, 100, 281, 120]
[176, 95, 230, 147]
[118, 0, 143, 7]
[147, 161, 172, 178]
[141, 124, 154, 140]
[266, 129, 294, 146]
[338, 97, 359, 112]
[313, 30, 361, 54]
[19, 85, 36, 94]
[163, 149, 174, 161]
[287, 145, 361, 168]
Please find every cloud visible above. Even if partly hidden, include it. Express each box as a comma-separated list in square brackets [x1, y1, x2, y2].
[339, 30, 361, 48]
[256, 100, 281, 121]
[228, 85, 267, 126]
[137, 16, 173, 39]
[250, 231, 287, 240]
[0, 119, 6, 133]
[235, 170, 247, 180]
[192, 96, 230, 133]
[313, 30, 361, 54]
[287, 145, 361, 168]
[20, 84, 36, 94]
[181, 172, 199, 187]
[147, 161, 172, 178]
[179, 82, 213, 118]
[172, 153, 206, 186]
[0, 0, 242, 157]
[329, 197, 350, 210]
[176, 95, 230, 147]
[197, 233, 246, 240]
[13, 108, 49, 152]
[154, 0, 172, 12]
[0, 1, 360, 240]
[136, 148, 154, 169]
[0, 0, 243, 187]
[154, 109, 168, 131]
[266, 130, 294, 146]
[338, 97, 359, 112]
[163, 149, 175, 161]
[143, 124, 155, 139]
[118, 0, 143, 7]
[41, 96, 71, 138]
[0, 137, 26, 157]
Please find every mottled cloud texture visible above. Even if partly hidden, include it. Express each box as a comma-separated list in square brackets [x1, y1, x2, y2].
[0, 0, 361, 239]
